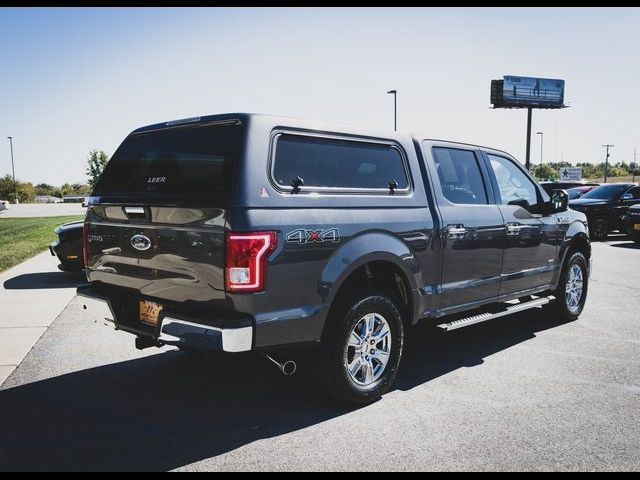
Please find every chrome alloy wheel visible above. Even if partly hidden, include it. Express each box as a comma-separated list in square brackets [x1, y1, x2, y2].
[565, 264, 584, 313]
[346, 313, 392, 386]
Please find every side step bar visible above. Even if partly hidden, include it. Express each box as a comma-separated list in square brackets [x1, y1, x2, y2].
[436, 295, 556, 332]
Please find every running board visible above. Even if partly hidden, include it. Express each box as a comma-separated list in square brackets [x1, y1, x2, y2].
[436, 295, 556, 332]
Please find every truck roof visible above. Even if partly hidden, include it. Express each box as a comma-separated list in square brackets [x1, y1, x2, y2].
[131, 112, 516, 159]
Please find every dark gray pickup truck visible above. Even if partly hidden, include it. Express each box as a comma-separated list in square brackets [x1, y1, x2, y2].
[78, 113, 591, 405]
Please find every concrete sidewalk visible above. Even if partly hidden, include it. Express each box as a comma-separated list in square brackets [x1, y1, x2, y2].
[0, 251, 82, 385]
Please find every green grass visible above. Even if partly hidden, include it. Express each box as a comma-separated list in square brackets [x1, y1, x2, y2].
[0, 216, 84, 273]
[586, 175, 638, 183]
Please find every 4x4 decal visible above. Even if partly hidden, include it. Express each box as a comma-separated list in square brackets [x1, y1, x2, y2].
[286, 228, 340, 244]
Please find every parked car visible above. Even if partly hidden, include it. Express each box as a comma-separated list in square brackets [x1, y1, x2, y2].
[0, 202, 6, 213]
[569, 183, 640, 241]
[540, 181, 599, 196]
[623, 204, 640, 245]
[566, 185, 598, 200]
[78, 113, 591, 405]
[49, 221, 84, 272]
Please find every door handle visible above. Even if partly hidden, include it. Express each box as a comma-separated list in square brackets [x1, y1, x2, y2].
[446, 226, 468, 238]
[506, 224, 524, 236]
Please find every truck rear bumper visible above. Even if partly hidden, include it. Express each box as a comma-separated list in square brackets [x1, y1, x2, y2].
[158, 318, 252, 352]
[77, 288, 253, 353]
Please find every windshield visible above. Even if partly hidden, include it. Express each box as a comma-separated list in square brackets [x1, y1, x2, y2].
[580, 184, 629, 200]
[93, 122, 244, 202]
[567, 188, 585, 200]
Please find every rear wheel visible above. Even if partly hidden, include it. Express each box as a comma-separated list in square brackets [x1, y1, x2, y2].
[590, 218, 609, 241]
[317, 290, 404, 406]
[546, 251, 589, 322]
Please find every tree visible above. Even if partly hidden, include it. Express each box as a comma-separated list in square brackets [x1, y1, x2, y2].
[0, 174, 18, 202]
[85, 150, 109, 187]
[35, 183, 56, 196]
[607, 165, 627, 177]
[531, 164, 556, 180]
[0, 175, 36, 203]
[72, 183, 92, 195]
[16, 182, 36, 203]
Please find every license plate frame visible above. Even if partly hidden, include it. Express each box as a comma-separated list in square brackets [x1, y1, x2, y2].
[139, 300, 163, 326]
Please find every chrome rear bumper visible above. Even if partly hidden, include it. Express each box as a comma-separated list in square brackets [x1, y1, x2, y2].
[77, 292, 252, 353]
[158, 318, 252, 353]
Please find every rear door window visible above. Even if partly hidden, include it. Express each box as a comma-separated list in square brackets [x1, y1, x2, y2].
[272, 134, 409, 192]
[93, 122, 244, 203]
[432, 147, 488, 204]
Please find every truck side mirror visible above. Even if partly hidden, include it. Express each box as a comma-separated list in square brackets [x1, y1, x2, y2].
[508, 198, 531, 210]
[550, 189, 569, 214]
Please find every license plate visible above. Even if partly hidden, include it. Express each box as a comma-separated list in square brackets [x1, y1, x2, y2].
[634, 224, 640, 231]
[139, 300, 163, 325]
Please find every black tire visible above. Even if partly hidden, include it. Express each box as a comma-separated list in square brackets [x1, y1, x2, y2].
[546, 251, 589, 322]
[590, 217, 609, 241]
[317, 290, 404, 406]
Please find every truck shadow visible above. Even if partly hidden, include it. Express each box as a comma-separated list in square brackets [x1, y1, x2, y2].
[0, 308, 570, 471]
[3, 271, 85, 290]
[608, 241, 639, 250]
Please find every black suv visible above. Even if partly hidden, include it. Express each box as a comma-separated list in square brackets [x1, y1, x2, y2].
[569, 183, 640, 241]
[79, 113, 591, 405]
[623, 204, 640, 245]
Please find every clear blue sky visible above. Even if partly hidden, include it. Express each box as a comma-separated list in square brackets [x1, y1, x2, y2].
[1, 7, 640, 185]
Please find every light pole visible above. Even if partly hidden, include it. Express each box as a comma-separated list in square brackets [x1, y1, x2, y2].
[535, 131, 544, 178]
[7, 136, 17, 204]
[386, 90, 397, 131]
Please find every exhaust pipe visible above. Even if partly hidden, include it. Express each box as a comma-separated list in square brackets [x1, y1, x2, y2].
[264, 354, 297, 376]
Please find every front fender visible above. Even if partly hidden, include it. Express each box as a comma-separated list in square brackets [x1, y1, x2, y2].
[318, 231, 420, 306]
[553, 219, 590, 287]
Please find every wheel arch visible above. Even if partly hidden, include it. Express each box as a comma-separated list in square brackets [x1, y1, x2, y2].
[318, 233, 420, 331]
[553, 227, 591, 288]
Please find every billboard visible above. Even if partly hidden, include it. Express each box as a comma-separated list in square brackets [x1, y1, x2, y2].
[491, 76, 565, 108]
[560, 167, 582, 181]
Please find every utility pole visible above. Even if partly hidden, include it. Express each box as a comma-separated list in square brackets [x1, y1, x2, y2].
[386, 90, 397, 131]
[601, 144, 614, 183]
[7, 136, 16, 204]
[525, 108, 533, 171]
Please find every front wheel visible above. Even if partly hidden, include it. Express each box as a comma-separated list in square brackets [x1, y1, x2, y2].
[547, 251, 589, 322]
[317, 290, 404, 406]
[590, 218, 609, 241]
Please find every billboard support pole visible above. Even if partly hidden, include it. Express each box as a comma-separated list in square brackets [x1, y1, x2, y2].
[525, 107, 532, 171]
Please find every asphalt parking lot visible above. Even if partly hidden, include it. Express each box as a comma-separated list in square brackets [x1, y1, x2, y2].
[0, 236, 639, 471]
[0, 203, 87, 218]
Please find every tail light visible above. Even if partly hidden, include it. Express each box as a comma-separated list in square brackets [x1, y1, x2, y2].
[82, 220, 89, 268]
[225, 231, 276, 293]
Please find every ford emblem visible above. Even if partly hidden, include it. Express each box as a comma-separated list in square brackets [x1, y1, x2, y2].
[131, 234, 152, 251]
